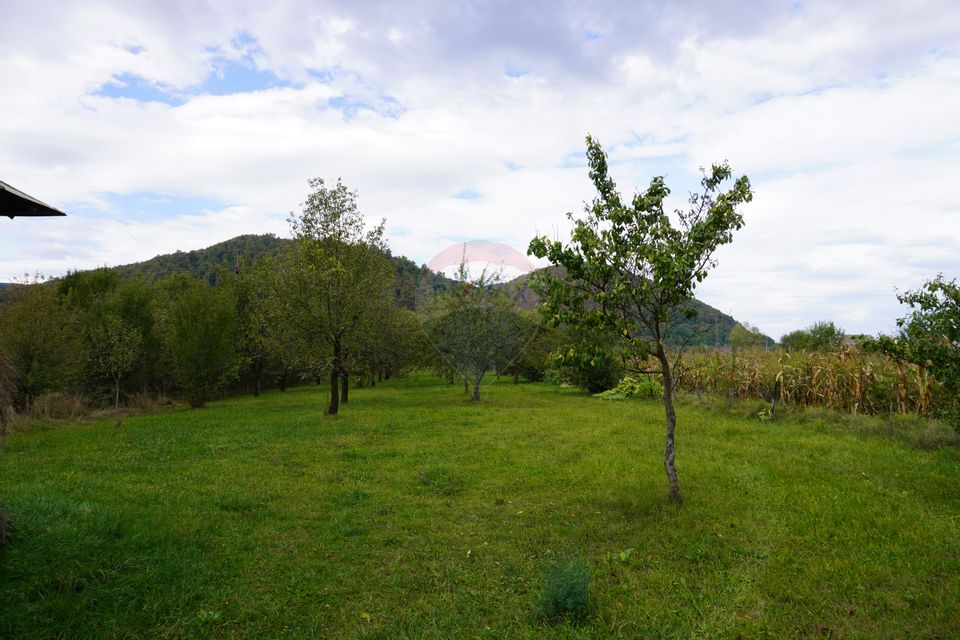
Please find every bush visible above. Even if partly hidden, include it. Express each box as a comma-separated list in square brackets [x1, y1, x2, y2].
[557, 357, 617, 394]
[535, 555, 591, 623]
[542, 369, 562, 385]
[595, 376, 664, 401]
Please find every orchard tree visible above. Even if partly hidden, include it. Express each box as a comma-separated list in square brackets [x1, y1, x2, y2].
[90, 314, 142, 412]
[529, 135, 752, 503]
[282, 178, 394, 415]
[228, 263, 273, 397]
[872, 275, 960, 427]
[0, 276, 84, 408]
[159, 278, 241, 408]
[422, 264, 533, 401]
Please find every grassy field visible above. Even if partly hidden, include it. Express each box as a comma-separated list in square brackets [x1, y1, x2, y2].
[1, 377, 959, 638]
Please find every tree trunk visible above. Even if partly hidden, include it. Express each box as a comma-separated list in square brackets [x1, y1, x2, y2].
[341, 373, 349, 404]
[279, 368, 289, 392]
[114, 376, 123, 428]
[378, 370, 383, 382]
[328, 338, 341, 415]
[657, 348, 681, 503]
[329, 368, 340, 415]
[473, 382, 481, 402]
[464, 376, 469, 393]
[253, 365, 262, 397]
[513, 370, 520, 384]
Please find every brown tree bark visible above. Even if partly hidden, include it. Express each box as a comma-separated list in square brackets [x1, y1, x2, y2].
[657, 346, 681, 503]
[328, 336, 341, 415]
[253, 368, 262, 397]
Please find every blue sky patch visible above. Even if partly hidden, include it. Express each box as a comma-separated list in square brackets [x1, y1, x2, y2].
[69, 191, 230, 222]
[327, 94, 405, 120]
[96, 31, 299, 103]
[94, 73, 185, 106]
[198, 58, 299, 95]
[451, 189, 482, 200]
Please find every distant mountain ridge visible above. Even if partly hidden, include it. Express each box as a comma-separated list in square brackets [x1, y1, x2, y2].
[114, 234, 291, 283]
[502, 268, 749, 348]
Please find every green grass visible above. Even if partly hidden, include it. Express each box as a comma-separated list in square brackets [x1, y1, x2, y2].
[1, 376, 959, 638]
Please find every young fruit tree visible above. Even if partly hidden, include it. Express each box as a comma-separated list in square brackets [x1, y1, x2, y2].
[421, 263, 533, 401]
[528, 135, 752, 503]
[90, 314, 142, 412]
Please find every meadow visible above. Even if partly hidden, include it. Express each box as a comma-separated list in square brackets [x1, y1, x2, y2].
[1, 377, 959, 638]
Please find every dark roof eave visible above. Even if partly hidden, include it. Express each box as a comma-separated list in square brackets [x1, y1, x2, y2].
[0, 179, 67, 218]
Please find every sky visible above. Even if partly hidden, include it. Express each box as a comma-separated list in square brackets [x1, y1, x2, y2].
[2, 0, 959, 339]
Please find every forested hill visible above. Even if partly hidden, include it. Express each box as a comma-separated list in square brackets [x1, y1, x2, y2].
[114, 234, 290, 283]
[504, 268, 748, 347]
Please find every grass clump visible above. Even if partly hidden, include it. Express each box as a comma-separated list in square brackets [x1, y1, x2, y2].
[535, 555, 591, 624]
[417, 467, 465, 497]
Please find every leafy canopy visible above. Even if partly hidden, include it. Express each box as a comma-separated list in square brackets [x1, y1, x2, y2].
[871, 275, 960, 426]
[528, 135, 753, 359]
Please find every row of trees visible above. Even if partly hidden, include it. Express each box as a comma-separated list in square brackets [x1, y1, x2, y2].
[0, 177, 570, 420]
[727, 320, 845, 352]
[0, 180, 441, 417]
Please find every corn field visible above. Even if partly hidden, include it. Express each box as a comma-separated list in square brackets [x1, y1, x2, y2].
[677, 346, 936, 417]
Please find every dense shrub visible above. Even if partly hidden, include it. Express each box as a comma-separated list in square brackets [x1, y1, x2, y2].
[595, 376, 664, 401]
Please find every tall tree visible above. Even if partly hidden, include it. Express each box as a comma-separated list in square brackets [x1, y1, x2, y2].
[227, 263, 273, 397]
[0, 277, 84, 409]
[158, 277, 241, 408]
[529, 135, 752, 502]
[282, 178, 394, 415]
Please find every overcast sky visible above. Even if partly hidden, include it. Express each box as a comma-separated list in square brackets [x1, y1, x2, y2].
[2, 1, 958, 338]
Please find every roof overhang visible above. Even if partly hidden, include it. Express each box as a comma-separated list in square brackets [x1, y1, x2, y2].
[1, 180, 67, 218]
